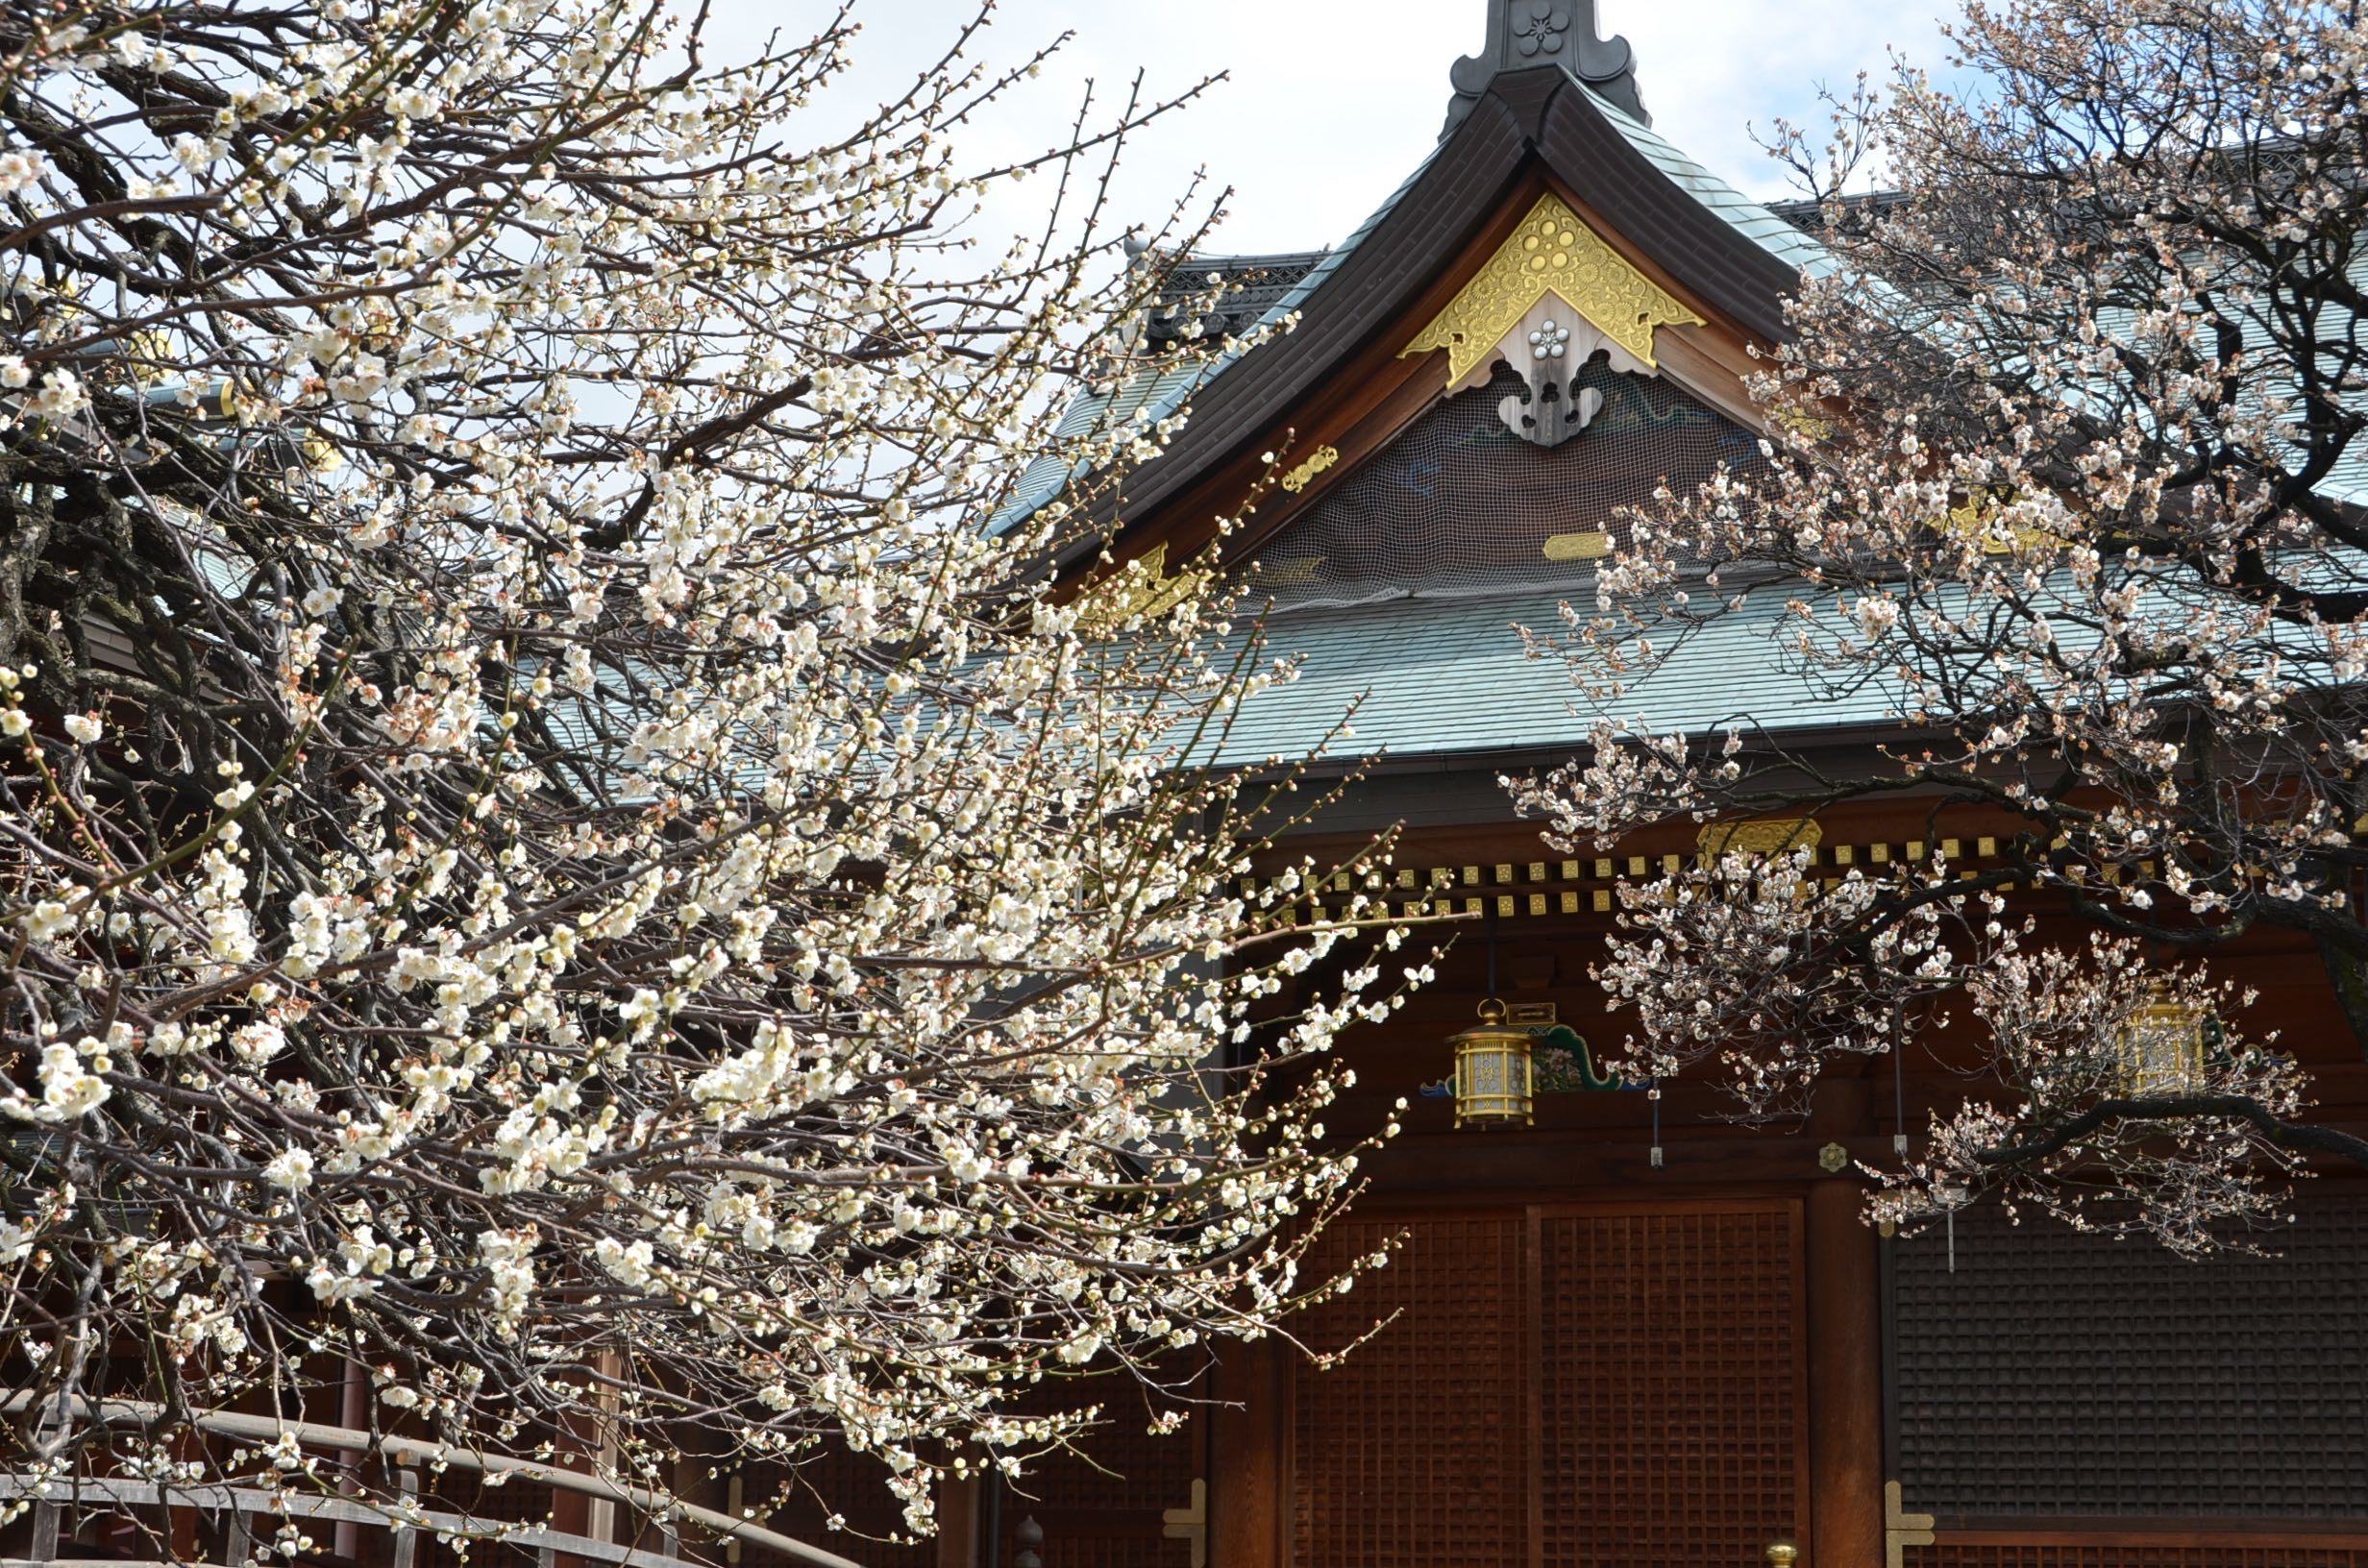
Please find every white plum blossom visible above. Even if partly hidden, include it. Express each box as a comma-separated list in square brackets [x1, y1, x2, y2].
[29, 370, 85, 419]
[260, 1148, 315, 1191]
[1516, 0, 2368, 1255]
[12, 1041, 112, 1121]
[0, 152, 42, 196]
[0, 0, 1400, 1545]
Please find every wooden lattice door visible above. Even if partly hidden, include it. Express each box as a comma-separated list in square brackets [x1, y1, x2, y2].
[1537, 1204, 1807, 1566]
[1292, 1214, 1532, 1568]
[1291, 1201, 1807, 1568]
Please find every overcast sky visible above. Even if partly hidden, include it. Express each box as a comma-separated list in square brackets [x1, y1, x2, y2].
[709, 1, 1966, 257]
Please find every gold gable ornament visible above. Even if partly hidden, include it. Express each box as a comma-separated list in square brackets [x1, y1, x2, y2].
[1402, 192, 1705, 383]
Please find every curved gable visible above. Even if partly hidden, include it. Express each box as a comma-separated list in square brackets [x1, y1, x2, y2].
[1063, 69, 1811, 578]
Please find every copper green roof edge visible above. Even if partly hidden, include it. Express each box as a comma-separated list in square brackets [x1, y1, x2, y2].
[1199, 586, 1895, 769]
[984, 147, 1450, 541]
[1579, 90, 1838, 282]
[988, 360, 1219, 538]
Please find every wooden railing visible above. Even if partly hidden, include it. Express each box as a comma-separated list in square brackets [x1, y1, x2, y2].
[0, 1469, 692, 1568]
[0, 1398, 862, 1568]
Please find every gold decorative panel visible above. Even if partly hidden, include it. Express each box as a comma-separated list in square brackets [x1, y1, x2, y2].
[1402, 192, 1705, 380]
[1697, 817, 1822, 866]
[1077, 543, 1207, 629]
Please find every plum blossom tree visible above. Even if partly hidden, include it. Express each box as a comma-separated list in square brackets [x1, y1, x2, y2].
[1514, 0, 2368, 1254]
[0, 0, 1404, 1556]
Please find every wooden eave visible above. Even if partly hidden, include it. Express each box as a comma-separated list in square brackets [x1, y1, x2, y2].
[1062, 65, 1802, 593]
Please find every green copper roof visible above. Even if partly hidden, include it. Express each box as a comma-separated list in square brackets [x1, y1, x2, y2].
[1210, 586, 1884, 768]
[1584, 94, 1837, 282]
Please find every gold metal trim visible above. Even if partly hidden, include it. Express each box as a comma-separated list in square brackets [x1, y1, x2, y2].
[1542, 529, 1612, 561]
[1254, 553, 1324, 587]
[1278, 445, 1340, 494]
[1885, 1481, 1936, 1568]
[1401, 192, 1705, 380]
[1697, 817, 1823, 867]
[1160, 1479, 1206, 1568]
[1241, 834, 2041, 920]
[1946, 487, 2056, 555]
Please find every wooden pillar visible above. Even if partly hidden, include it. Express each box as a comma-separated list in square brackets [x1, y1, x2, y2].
[935, 1474, 980, 1568]
[548, 1480, 593, 1568]
[1210, 1337, 1285, 1568]
[1805, 1178, 1885, 1566]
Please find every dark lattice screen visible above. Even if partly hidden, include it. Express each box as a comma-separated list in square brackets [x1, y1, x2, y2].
[1890, 1194, 2368, 1522]
[1292, 1215, 1532, 1568]
[993, 1396, 1201, 1568]
[1243, 361, 1764, 611]
[1540, 1207, 1804, 1567]
[750, 1447, 934, 1568]
[1920, 1550, 2368, 1567]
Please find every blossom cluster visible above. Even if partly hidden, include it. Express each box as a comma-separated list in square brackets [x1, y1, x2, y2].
[1514, 0, 2368, 1251]
[0, 1, 1399, 1556]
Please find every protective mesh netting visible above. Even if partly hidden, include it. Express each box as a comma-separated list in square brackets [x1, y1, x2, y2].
[1240, 359, 1766, 612]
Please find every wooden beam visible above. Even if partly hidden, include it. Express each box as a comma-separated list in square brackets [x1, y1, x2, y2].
[1654, 325, 1769, 432]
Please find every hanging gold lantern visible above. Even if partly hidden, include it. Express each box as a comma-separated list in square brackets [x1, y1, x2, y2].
[1450, 998, 1535, 1128]
[2116, 993, 2208, 1095]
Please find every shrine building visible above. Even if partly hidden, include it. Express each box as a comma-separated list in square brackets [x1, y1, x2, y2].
[886, 4, 2368, 1566]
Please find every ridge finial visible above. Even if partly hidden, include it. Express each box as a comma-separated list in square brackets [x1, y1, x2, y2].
[1443, 0, 1647, 137]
